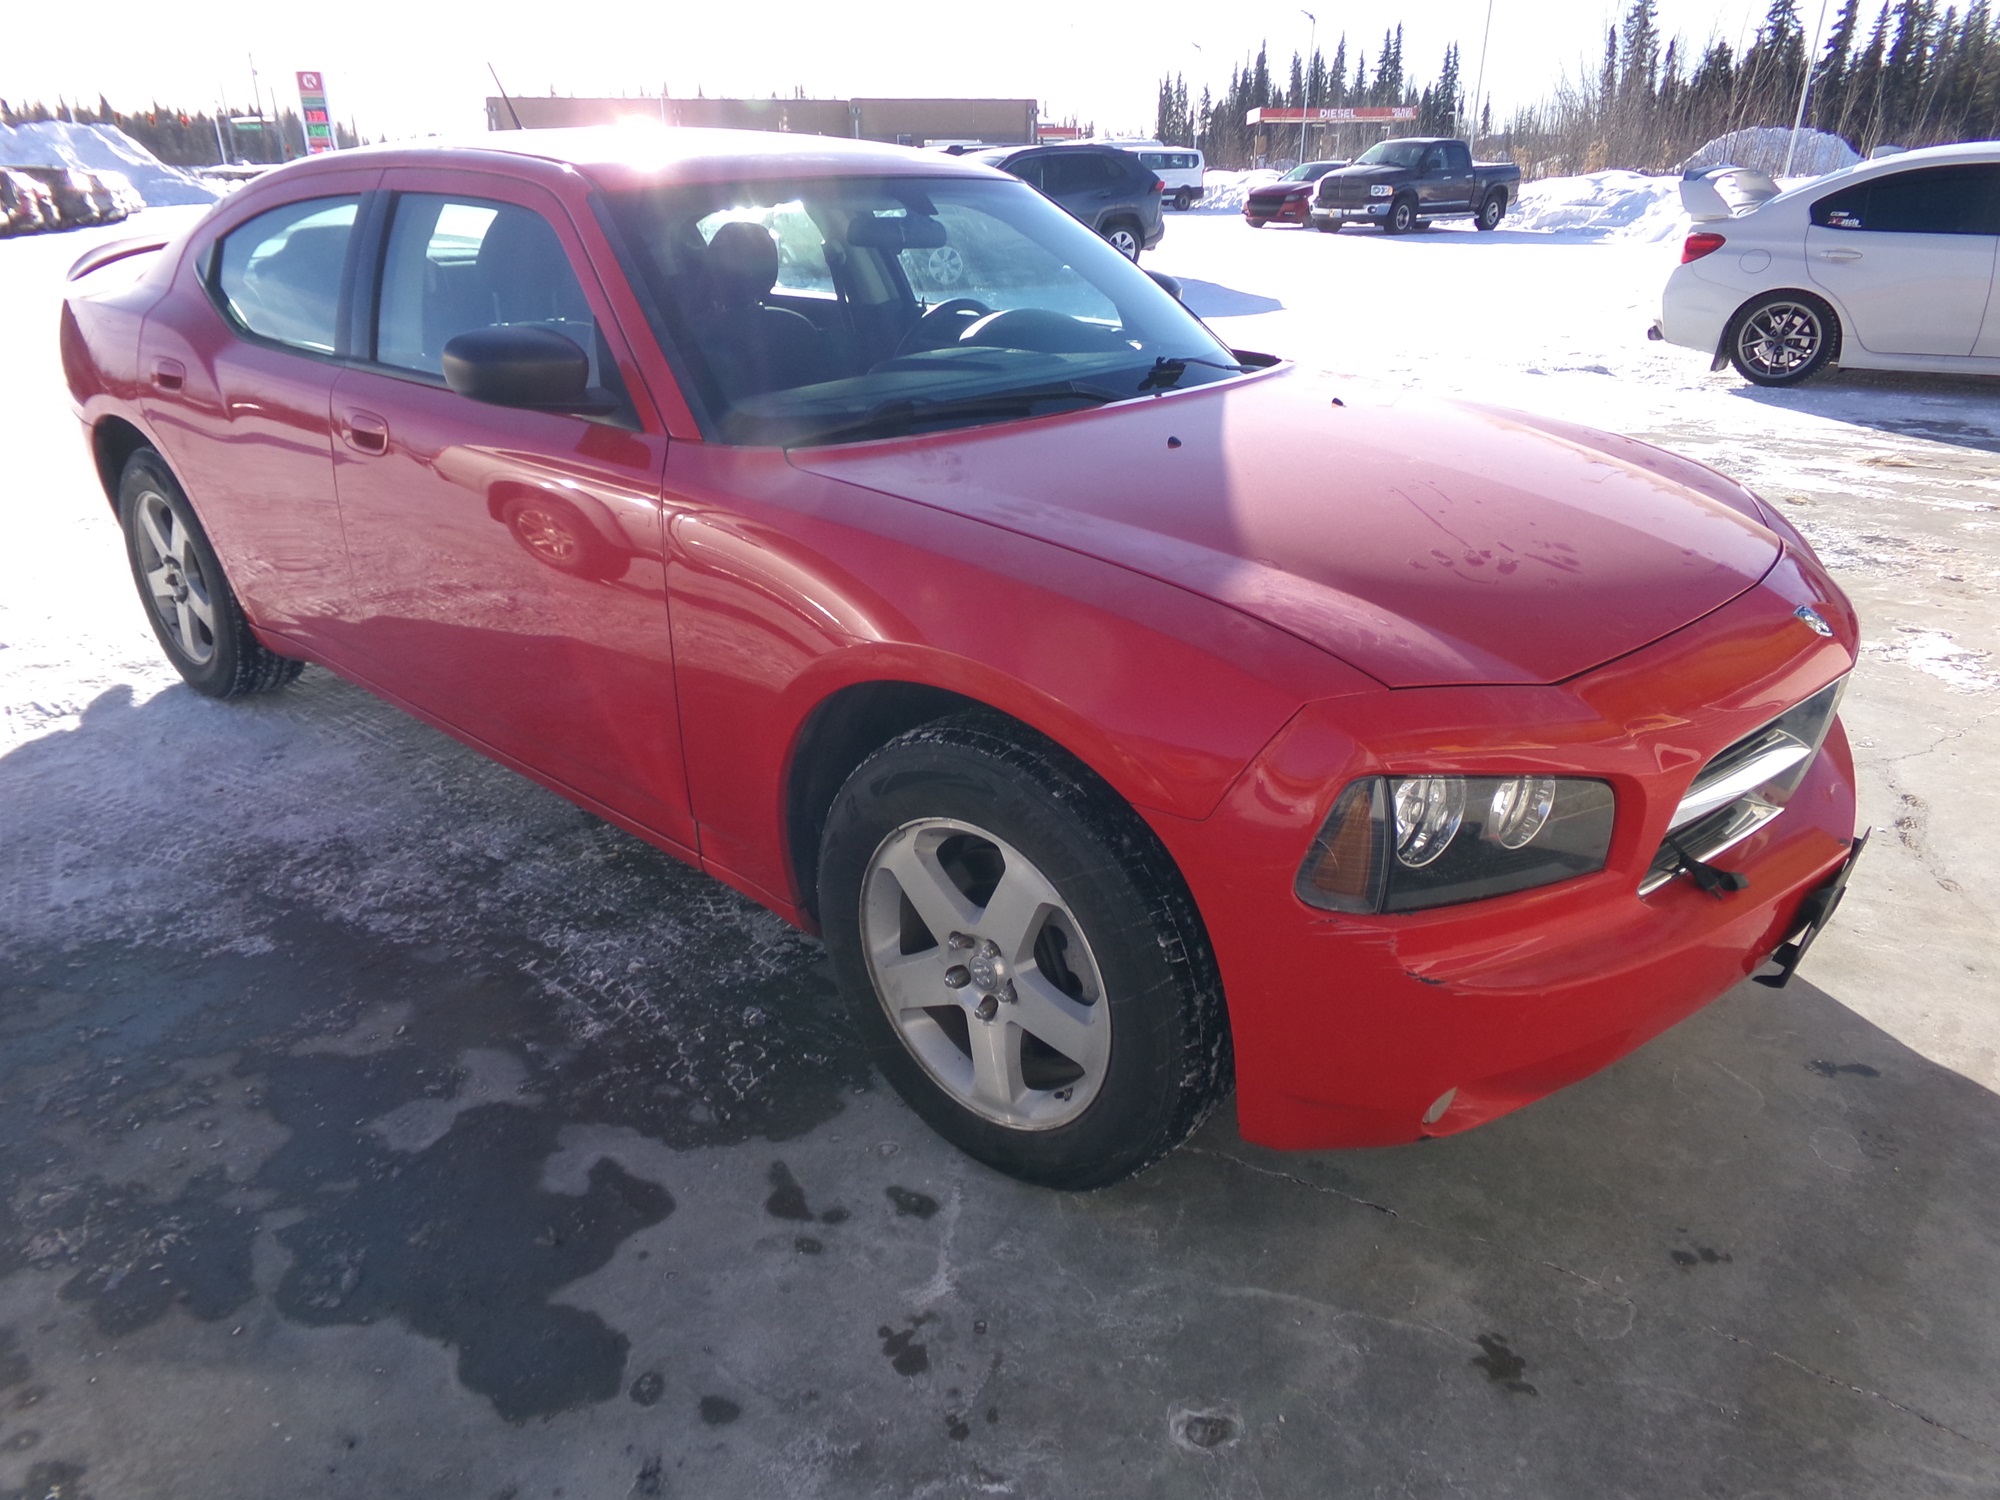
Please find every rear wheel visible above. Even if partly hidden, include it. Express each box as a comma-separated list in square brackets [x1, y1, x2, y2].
[117, 449, 302, 698]
[1172, 188, 1194, 211]
[1104, 220, 1143, 260]
[818, 713, 1229, 1190]
[1727, 292, 1840, 386]
[1475, 191, 1507, 231]
[1383, 196, 1418, 234]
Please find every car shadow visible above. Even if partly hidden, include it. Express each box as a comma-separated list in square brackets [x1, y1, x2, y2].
[1174, 277, 1285, 317]
[1728, 369, 2000, 454]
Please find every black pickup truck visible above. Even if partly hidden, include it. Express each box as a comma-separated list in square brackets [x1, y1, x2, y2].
[1310, 138, 1522, 234]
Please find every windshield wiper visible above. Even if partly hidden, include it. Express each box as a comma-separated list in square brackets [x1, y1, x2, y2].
[1136, 355, 1254, 391]
[787, 381, 1129, 446]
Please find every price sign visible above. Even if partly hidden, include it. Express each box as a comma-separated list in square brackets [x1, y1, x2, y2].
[295, 71, 336, 154]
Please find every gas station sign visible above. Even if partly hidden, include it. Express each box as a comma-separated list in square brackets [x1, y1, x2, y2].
[296, 71, 336, 154]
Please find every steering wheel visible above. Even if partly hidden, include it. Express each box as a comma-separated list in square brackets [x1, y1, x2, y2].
[893, 297, 993, 358]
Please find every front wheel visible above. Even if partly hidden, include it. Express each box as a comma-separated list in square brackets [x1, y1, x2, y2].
[1728, 292, 1840, 386]
[118, 450, 303, 698]
[1316, 219, 1341, 233]
[1475, 191, 1507, 231]
[818, 714, 1229, 1190]
[1382, 197, 1418, 234]
[1104, 221, 1143, 260]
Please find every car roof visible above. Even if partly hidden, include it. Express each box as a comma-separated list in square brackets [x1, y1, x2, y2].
[1760, 138, 2000, 210]
[258, 126, 1005, 193]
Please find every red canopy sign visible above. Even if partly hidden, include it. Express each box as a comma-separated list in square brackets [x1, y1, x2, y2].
[1245, 106, 1420, 124]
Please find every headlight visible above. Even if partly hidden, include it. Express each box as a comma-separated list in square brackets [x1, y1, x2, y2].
[1369, 184, 1394, 197]
[1297, 776, 1616, 913]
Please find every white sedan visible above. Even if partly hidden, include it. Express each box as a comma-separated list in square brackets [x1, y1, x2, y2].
[1654, 141, 2000, 386]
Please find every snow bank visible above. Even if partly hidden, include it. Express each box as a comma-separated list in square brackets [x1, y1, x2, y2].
[1193, 169, 1281, 213]
[1684, 126, 1859, 178]
[1508, 171, 1688, 242]
[0, 122, 220, 207]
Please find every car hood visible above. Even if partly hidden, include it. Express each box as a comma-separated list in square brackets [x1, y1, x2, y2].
[786, 367, 1781, 688]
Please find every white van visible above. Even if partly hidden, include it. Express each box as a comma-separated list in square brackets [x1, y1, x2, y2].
[1097, 141, 1206, 209]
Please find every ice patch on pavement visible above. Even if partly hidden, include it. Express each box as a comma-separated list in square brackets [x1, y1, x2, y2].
[0, 121, 222, 207]
[1863, 628, 1998, 692]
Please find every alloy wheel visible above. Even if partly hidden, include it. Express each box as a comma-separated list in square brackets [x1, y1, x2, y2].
[1736, 301, 1825, 379]
[860, 817, 1109, 1130]
[133, 488, 217, 665]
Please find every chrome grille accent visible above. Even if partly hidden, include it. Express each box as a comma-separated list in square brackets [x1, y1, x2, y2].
[1642, 678, 1845, 895]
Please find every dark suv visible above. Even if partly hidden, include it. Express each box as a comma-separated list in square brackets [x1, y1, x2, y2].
[972, 145, 1164, 259]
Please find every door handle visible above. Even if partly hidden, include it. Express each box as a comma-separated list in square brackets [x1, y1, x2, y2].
[150, 357, 185, 392]
[341, 410, 389, 455]
[1818, 248, 1863, 262]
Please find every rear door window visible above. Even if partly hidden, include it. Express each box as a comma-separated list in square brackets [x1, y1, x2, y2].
[214, 196, 360, 353]
[1813, 166, 2000, 235]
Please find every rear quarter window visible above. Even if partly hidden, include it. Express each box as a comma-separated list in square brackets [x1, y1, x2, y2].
[1812, 165, 2000, 235]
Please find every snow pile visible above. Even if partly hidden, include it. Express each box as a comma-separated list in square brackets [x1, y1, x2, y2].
[1684, 126, 1859, 178]
[0, 122, 220, 207]
[1508, 171, 1688, 242]
[1194, 169, 1282, 213]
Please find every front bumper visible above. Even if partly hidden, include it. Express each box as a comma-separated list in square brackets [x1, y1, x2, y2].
[1312, 201, 1389, 224]
[1145, 547, 1860, 1150]
[1246, 196, 1314, 225]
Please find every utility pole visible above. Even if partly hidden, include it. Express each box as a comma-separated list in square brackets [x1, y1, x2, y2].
[1298, 11, 1317, 166]
[1469, 0, 1496, 144]
[1783, 0, 1834, 177]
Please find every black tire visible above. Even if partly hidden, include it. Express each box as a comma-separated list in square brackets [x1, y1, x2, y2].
[1383, 196, 1418, 234]
[1104, 219, 1144, 261]
[818, 712, 1229, 1190]
[1172, 189, 1194, 211]
[117, 448, 303, 698]
[1726, 291, 1841, 387]
[1475, 191, 1507, 231]
[1245, 217, 1268, 229]
[1316, 219, 1341, 233]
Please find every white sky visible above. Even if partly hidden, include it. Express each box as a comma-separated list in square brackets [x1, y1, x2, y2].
[5, 0, 1810, 143]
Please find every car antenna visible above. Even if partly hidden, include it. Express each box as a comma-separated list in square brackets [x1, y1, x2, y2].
[488, 64, 525, 131]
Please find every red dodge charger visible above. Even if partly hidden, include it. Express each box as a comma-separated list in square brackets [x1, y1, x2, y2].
[62, 128, 1862, 1188]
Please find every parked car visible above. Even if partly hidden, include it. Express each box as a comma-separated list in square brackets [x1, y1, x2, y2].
[80, 170, 130, 224]
[14, 165, 98, 228]
[1244, 160, 1349, 227]
[1654, 141, 2000, 386]
[1, 169, 53, 234]
[1099, 141, 1206, 210]
[62, 128, 1861, 1189]
[1310, 137, 1521, 233]
[971, 143, 1164, 258]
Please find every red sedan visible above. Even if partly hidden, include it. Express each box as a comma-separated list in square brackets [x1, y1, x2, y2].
[61, 128, 1861, 1189]
[1244, 160, 1349, 227]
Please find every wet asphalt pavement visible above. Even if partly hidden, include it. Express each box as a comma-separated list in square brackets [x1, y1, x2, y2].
[3, 211, 1999, 1499]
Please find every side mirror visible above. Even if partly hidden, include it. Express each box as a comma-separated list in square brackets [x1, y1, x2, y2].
[442, 326, 595, 410]
[1145, 269, 1184, 302]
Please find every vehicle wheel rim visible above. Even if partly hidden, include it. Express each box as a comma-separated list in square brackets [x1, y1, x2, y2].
[510, 506, 582, 564]
[1481, 199, 1501, 227]
[927, 246, 964, 285]
[861, 817, 1110, 1131]
[134, 490, 217, 665]
[1738, 302, 1823, 378]
[1392, 203, 1412, 231]
[1110, 228, 1139, 258]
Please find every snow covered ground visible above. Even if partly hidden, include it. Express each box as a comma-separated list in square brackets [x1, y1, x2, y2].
[4, 194, 1997, 1095]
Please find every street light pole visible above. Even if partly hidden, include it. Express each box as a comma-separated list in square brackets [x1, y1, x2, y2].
[1783, 0, 1834, 178]
[1469, 0, 1496, 144]
[1298, 10, 1317, 167]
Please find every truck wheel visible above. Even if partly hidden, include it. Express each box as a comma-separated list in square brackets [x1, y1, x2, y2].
[1475, 191, 1507, 231]
[1172, 189, 1194, 211]
[817, 712, 1230, 1190]
[1726, 292, 1841, 387]
[1383, 197, 1417, 234]
[117, 449, 303, 698]
[1316, 219, 1341, 233]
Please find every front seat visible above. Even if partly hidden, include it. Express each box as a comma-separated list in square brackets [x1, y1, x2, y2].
[696, 221, 824, 398]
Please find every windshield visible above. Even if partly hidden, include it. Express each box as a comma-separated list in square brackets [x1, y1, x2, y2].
[1280, 161, 1343, 182]
[604, 175, 1244, 446]
[1354, 141, 1429, 169]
